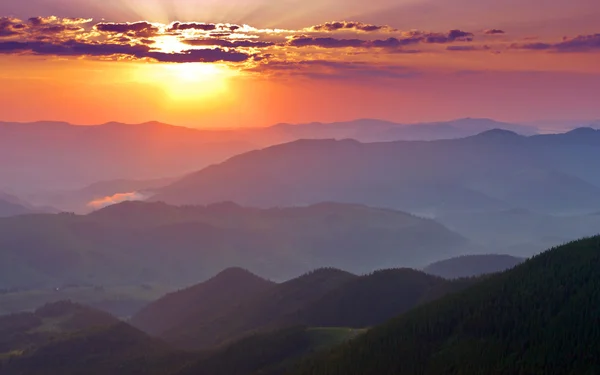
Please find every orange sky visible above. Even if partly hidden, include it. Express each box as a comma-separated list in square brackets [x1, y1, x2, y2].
[1, 0, 599, 127]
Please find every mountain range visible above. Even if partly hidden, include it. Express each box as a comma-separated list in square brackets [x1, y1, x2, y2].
[151, 128, 600, 216]
[0, 118, 540, 196]
[0, 201, 470, 289]
[1, 236, 599, 374]
[292, 236, 600, 375]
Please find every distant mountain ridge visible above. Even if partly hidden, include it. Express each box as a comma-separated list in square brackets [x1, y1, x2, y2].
[424, 254, 525, 279]
[131, 266, 478, 351]
[0, 118, 540, 197]
[0, 201, 470, 288]
[151, 128, 600, 216]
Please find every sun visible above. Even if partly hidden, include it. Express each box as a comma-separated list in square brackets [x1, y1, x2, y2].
[166, 63, 221, 82]
[132, 61, 237, 102]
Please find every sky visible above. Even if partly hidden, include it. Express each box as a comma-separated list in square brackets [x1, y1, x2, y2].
[1, 0, 599, 128]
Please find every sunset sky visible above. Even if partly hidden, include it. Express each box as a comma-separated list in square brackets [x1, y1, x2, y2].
[1, 0, 599, 128]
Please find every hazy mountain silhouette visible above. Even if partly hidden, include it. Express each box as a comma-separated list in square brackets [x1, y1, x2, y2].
[423, 254, 525, 279]
[28, 176, 180, 213]
[0, 118, 537, 197]
[0, 121, 256, 193]
[158, 268, 357, 349]
[131, 268, 276, 336]
[437, 209, 600, 256]
[0, 192, 57, 217]
[264, 118, 537, 142]
[292, 236, 600, 375]
[152, 129, 600, 215]
[0, 201, 469, 289]
[0, 300, 119, 356]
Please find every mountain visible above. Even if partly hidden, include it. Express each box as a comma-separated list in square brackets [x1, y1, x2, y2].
[0, 192, 56, 218]
[291, 236, 600, 375]
[437, 209, 600, 256]
[0, 202, 469, 289]
[135, 267, 478, 352]
[1, 321, 187, 375]
[381, 118, 538, 141]
[423, 254, 525, 279]
[0, 300, 189, 375]
[0, 121, 256, 193]
[131, 268, 276, 336]
[159, 268, 357, 350]
[265, 118, 537, 142]
[0, 118, 537, 197]
[173, 326, 364, 375]
[0, 198, 33, 218]
[290, 268, 478, 329]
[0, 300, 119, 357]
[26, 176, 180, 213]
[152, 129, 600, 215]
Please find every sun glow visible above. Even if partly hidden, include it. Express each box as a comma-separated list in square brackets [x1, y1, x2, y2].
[132, 62, 236, 102]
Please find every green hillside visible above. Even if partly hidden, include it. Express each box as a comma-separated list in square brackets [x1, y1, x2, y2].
[174, 326, 364, 375]
[291, 236, 600, 375]
[160, 268, 357, 349]
[0, 300, 119, 358]
[131, 268, 276, 336]
[292, 268, 477, 328]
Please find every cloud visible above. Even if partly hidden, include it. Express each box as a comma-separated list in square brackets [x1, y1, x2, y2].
[0, 17, 25, 37]
[0, 40, 251, 63]
[287, 35, 423, 49]
[286, 30, 473, 49]
[95, 21, 159, 37]
[308, 21, 395, 33]
[145, 48, 250, 63]
[485, 29, 505, 35]
[447, 45, 491, 51]
[168, 22, 217, 31]
[510, 33, 600, 52]
[183, 39, 275, 48]
[1, 16, 485, 69]
[87, 192, 147, 209]
[167, 22, 242, 33]
[255, 60, 419, 81]
[425, 29, 474, 43]
[288, 36, 365, 48]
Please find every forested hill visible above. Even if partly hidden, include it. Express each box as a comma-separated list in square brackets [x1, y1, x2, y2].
[291, 236, 600, 375]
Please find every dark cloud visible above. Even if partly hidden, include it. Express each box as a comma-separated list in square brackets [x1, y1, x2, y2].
[287, 33, 444, 49]
[310, 21, 394, 33]
[287, 35, 421, 49]
[167, 22, 241, 33]
[0, 39, 251, 63]
[145, 48, 250, 63]
[288, 36, 365, 48]
[255, 60, 418, 80]
[183, 39, 274, 48]
[168, 22, 217, 31]
[510, 34, 600, 52]
[554, 33, 600, 52]
[485, 29, 505, 35]
[28, 17, 50, 26]
[511, 42, 552, 50]
[95, 22, 159, 37]
[447, 45, 491, 51]
[426, 29, 474, 43]
[0, 17, 25, 37]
